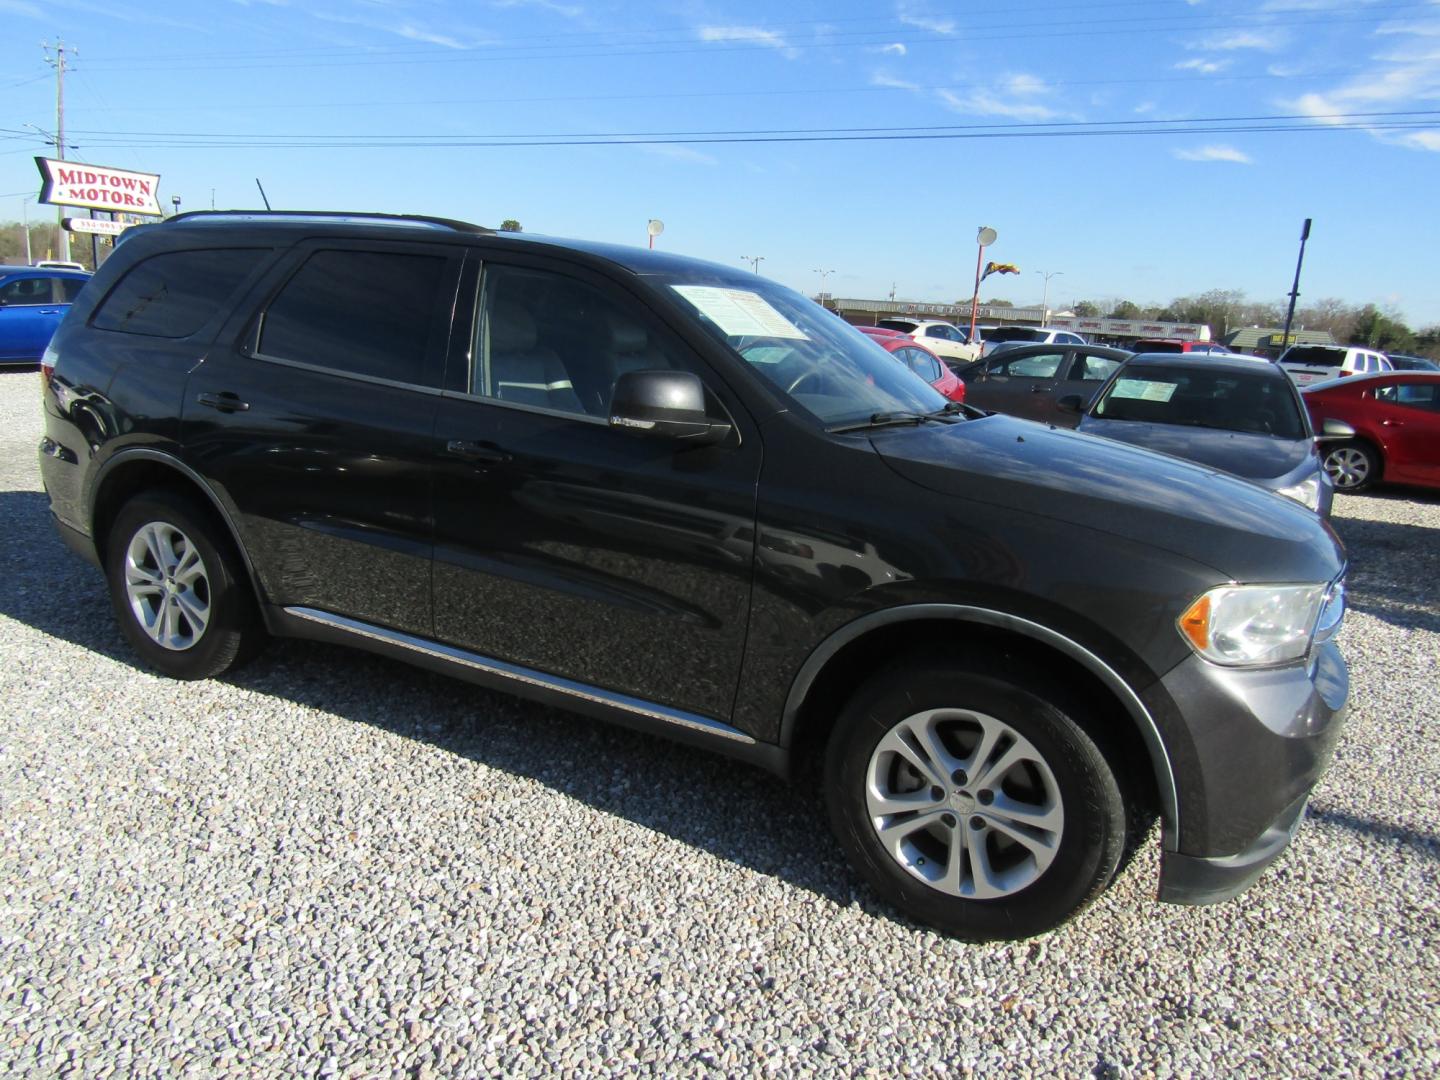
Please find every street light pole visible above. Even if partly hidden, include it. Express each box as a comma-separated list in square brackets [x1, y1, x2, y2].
[813, 268, 835, 305]
[1280, 219, 1313, 357]
[1035, 270, 1063, 326]
[741, 255, 764, 274]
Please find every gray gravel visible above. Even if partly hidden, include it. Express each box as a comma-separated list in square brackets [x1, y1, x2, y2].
[1, 366, 1437, 1077]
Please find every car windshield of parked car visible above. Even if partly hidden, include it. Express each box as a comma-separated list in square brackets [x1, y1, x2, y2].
[1093, 365, 1305, 438]
[666, 278, 949, 427]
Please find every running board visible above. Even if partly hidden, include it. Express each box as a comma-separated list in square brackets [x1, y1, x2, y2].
[281, 606, 759, 748]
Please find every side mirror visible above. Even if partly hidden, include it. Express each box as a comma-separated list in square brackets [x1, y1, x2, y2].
[1057, 394, 1084, 414]
[1316, 417, 1355, 440]
[609, 370, 731, 446]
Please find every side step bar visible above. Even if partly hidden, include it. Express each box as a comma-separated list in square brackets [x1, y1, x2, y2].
[276, 606, 788, 774]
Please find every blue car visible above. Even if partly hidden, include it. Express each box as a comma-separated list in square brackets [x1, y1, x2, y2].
[0, 266, 92, 366]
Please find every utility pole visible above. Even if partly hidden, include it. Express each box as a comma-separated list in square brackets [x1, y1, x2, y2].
[42, 40, 72, 262]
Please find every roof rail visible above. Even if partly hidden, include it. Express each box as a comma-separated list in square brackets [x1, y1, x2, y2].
[166, 209, 494, 234]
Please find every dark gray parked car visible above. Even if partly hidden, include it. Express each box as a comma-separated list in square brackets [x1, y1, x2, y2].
[1067, 353, 1335, 516]
[957, 343, 1133, 427]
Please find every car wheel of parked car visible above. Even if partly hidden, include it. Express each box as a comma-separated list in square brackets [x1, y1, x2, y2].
[824, 655, 1126, 941]
[105, 491, 263, 679]
[1322, 441, 1379, 493]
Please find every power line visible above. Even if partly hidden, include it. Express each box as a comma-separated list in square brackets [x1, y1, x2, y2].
[59, 110, 1440, 142]
[72, 7, 1434, 73]
[42, 112, 1440, 151]
[50, 69, 1379, 117]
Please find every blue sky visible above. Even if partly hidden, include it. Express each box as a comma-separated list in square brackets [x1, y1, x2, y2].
[3, 0, 1438, 326]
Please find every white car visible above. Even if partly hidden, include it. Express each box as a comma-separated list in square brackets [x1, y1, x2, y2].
[980, 325, 1087, 358]
[875, 318, 981, 365]
[1278, 344, 1392, 387]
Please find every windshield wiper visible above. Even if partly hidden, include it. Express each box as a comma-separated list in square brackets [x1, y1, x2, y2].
[829, 411, 937, 433]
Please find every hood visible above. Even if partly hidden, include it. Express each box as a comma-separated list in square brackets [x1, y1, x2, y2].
[1076, 419, 1314, 484]
[870, 414, 1344, 584]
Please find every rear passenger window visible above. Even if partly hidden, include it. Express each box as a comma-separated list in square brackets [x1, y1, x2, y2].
[92, 248, 266, 338]
[257, 250, 448, 386]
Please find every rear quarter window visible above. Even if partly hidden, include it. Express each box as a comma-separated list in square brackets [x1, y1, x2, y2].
[91, 248, 269, 338]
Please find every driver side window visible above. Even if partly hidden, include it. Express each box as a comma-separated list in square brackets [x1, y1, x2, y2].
[474, 265, 676, 417]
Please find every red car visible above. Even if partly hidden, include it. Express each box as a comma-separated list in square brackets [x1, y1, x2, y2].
[1302, 371, 1440, 492]
[856, 325, 966, 403]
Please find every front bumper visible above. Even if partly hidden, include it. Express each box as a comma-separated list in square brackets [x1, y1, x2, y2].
[1158, 792, 1310, 904]
[1147, 639, 1348, 905]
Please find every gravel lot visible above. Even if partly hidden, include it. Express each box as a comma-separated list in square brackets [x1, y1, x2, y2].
[1, 366, 1436, 1077]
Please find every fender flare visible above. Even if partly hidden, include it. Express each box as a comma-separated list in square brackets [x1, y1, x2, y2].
[88, 447, 267, 603]
[780, 603, 1180, 844]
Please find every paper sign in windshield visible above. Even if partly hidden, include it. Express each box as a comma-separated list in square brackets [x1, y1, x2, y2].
[1110, 378, 1178, 402]
[672, 286, 808, 340]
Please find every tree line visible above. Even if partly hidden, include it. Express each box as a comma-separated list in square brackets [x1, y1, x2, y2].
[1067, 290, 1436, 357]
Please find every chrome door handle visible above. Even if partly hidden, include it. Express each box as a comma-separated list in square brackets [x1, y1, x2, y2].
[446, 439, 510, 464]
[196, 391, 250, 413]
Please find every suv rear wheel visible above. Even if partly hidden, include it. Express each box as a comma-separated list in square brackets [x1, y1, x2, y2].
[105, 490, 263, 679]
[824, 655, 1126, 940]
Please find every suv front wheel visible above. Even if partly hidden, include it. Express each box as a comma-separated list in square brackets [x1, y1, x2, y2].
[105, 490, 264, 679]
[825, 655, 1127, 940]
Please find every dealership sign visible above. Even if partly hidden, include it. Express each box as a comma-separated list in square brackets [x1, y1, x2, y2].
[63, 217, 130, 236]
[35, 157, 162, 216]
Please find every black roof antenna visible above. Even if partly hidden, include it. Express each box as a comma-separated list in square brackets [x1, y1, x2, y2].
[255, 178, 272, 211]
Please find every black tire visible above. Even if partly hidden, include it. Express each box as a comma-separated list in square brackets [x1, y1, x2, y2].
[1322, 440, 1380, 493]
[104, 490, 264, 679]
[824, 655, 1126, 941]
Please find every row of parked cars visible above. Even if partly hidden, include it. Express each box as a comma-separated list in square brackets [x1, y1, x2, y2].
[862, 321, 1440, 505]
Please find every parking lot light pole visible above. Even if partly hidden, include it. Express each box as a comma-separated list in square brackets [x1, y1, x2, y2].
[1036, 270, 1063, 326]
[1280, 219, 1312, 357]
[814, 268, 835, 305]
[969, 227, 997, 339]
[741, 255, 764, 274]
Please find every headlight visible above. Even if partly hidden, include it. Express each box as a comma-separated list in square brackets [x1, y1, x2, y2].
[1178, 583, 1327, 666]
[1275, 475, 1321, 511]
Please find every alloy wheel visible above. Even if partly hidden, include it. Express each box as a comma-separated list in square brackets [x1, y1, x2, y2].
[865, 708, 1064, 899]
[124, 521, 211, 651]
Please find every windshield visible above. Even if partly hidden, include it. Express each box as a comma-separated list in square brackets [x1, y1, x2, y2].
[985, 327, 1045, 344]
[665, 277, 948, 426]
[1093, 364, 1305, 438]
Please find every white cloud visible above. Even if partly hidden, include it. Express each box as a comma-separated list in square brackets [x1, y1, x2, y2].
[697, 25, 798, 59]
[1172, 145, 1254, 163]
[1175, 57, 1230, 74]
[642, 145, 718, 166]
[1003, 73, 1049, 96]
[1134, 101, 1157, 114]
[490, 0, 584, 16]
[0, 0, 41, 15]
[896, 2, 956, 34]
[871, 72, 922, 92]
[1197, 29, 1286, 50]
[937, 89, 1060, 121]
[868, 43, 907, 56]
